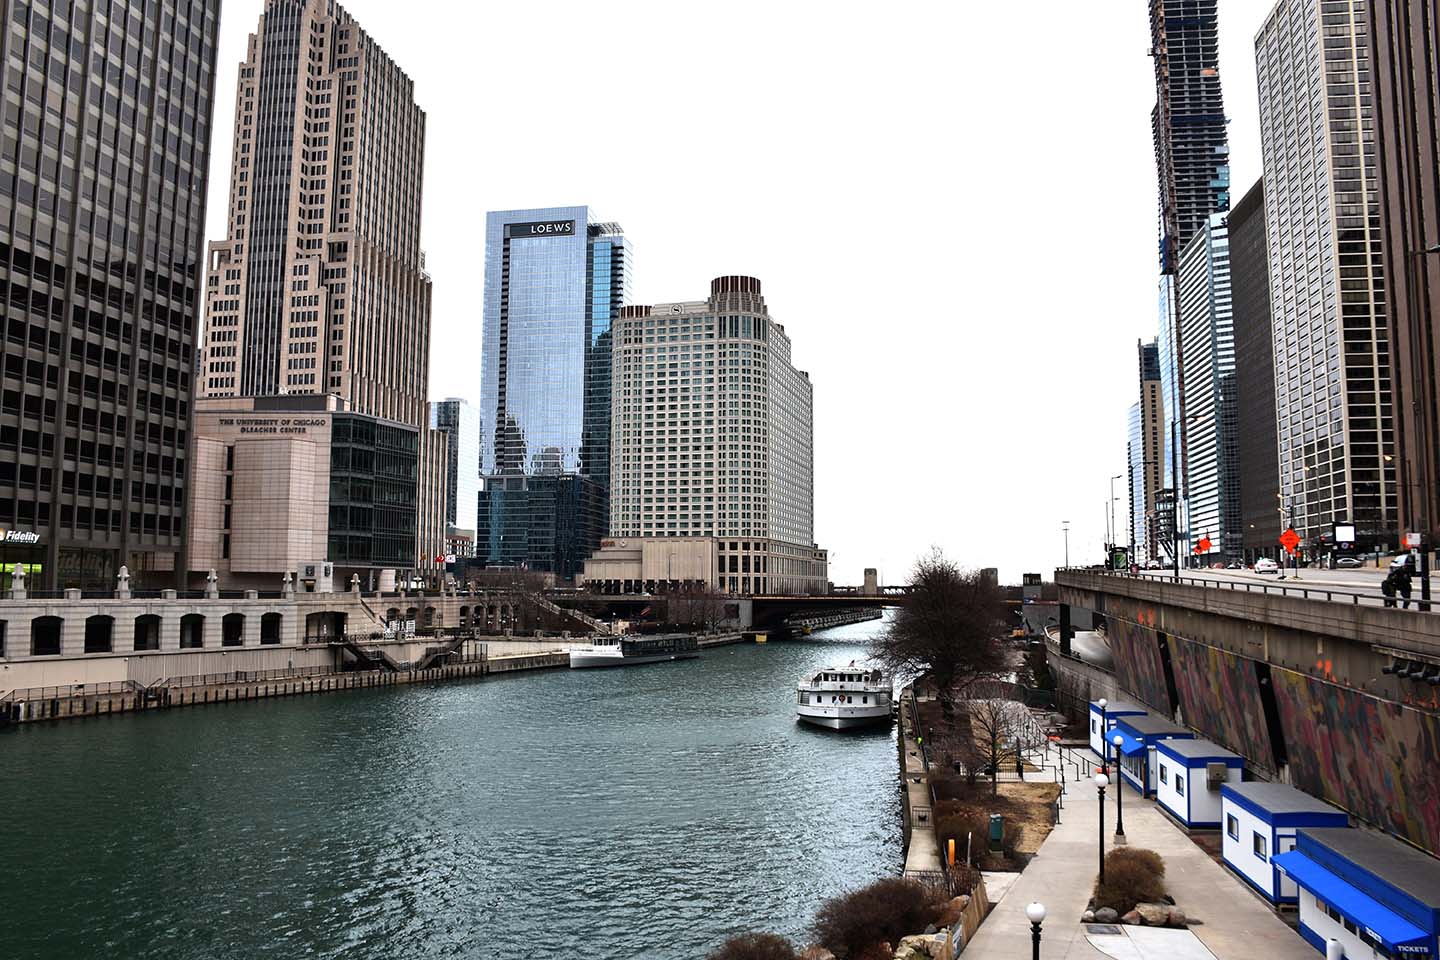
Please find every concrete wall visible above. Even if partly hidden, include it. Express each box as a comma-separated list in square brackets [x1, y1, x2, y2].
[1058, 570, 1440, 856]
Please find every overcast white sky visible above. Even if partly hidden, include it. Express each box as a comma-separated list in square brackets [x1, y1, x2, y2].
[207, 1, 1274, 586]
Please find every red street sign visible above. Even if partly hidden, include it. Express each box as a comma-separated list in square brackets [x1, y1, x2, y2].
[1194, 536, 1213, 554]
[1279, 528, 1300, 554]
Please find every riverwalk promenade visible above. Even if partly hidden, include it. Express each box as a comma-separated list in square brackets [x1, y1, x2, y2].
[965, 743, 1315, 960]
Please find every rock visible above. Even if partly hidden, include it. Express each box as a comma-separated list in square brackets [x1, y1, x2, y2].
[1094, 907, 1119, 923]
[1082, 910, 1096, 922]
[893, 937, 929, 960]
[798, 949, 834, 960]
[924, 924, 937, 934]
[936, 895, 969, 927]
[1136, 902, 1171, 926]
[1121, 910, 1141, 925]
[1167, 907, 1188, 928]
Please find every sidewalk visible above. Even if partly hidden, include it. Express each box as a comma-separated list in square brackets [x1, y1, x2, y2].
[962, 744, 1315, 959]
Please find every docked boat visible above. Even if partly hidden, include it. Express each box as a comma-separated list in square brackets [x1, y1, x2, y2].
[568, 634, 700, 669]
[796, 663, 892, 729]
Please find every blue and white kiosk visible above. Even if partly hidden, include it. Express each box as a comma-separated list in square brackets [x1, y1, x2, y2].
[1087, 699, 1147, 761]
[1220, 781, 1349, 905]
[1110, 713, 1194, 796]
[1274, 827, 1440, 958]
[1152, 737, 1244, 828]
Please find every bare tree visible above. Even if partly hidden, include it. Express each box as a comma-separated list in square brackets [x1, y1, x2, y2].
[967, 698, 1032, 796]
[870, 549, 1009, 717]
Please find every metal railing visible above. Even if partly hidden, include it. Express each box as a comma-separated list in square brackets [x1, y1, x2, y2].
[1061, 567, 1434, 611]
[0, 680, 141, 703]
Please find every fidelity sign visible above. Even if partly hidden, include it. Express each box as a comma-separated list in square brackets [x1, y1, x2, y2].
[1, 528, 40, 544]
[505, 220, 576, 239]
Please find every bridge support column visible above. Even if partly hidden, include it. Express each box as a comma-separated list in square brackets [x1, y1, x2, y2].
[1058, 603, 1074, 658]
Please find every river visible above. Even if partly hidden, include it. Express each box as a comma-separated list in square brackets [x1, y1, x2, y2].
[0, 616, 902, 959]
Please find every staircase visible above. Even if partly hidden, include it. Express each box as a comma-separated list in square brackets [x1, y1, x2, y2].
[535, 595, 610, 635]
[414, 631, 474, 671]
[333, 636, 401, 672]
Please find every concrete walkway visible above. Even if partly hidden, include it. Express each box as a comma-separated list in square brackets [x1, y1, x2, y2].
[963, 744, 1315, 960]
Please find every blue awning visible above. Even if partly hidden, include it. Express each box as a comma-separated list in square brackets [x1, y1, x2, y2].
[1112, 731, 1146, 756]
[1273, 852, 1432, 954]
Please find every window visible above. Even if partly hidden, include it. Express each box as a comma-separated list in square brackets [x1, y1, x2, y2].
[1159, 764, 1169, 785]
[1175, 774, 1185, 797]
[1227, 815, 1239, 840]
[1253, 832, 1268, 861]
[1092, 719, 1098, 734]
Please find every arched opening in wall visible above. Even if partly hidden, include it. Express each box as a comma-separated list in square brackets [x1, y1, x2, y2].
[31, 616, 62, 656]
[304, 611, 347, 642]
[405, 607, 418, 629]
[180, 614, 205, 649]
[84, 615, 115, 653]
[422, 606, 435, 628]
[459, 606, 470, 628]
[386, 607, 400, 624]
[222, 613, 245, 647]
[134, 615, 161, 651]
[0, 620, 6, 657]
[260, 613, 282, 645]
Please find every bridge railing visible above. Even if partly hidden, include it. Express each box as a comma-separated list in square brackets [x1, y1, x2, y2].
[1059, 567, 1434, 611]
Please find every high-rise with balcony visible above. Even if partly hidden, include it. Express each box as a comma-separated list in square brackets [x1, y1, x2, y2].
[596, 276, 827, 596]
[1149, 0, 1231, 563]
[188, 0, 445, 589]
[477, 207, 629, 580]
[0, 0, 221, 590]
[1257, 0, 1396, 553]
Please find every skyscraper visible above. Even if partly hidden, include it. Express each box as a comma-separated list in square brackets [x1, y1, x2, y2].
[1132, 340, 1164, 561]
[1149, 0, 1231, 275]
[430, 398, 480, 555]
[0, 0, 221, 590]
[477, 207, 629, 579]
[1177, 214, 1238, 562]
[1230, 180, 1280, 561]
[188, 0, 444, 589]
[1257, 0, 1396, 552]
[1149, 0, 1230, 565]
[1369, 0, 1440, 549]
[597, 276, 827, 595]
[198, 0, 431, 427]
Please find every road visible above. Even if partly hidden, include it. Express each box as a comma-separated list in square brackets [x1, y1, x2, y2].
[1126, 565, 1440, 609]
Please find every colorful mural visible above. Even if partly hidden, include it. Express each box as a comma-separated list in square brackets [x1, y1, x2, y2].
[1272, 668, 1440, 855]
[1168, 637, 1275, 770]
[1109, 618, 1170, 713]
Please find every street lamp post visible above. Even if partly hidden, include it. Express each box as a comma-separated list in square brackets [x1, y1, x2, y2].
[1095, 773, 1109, 883]
[1026, 901, 1047, 960]
[1062, 521, 1070, 568]
[1110, 474, 1123, 560]
[1111, 734, 1127, 838]
[1170, 418, 1181, 580]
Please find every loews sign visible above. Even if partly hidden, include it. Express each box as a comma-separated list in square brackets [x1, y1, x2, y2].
[0, 528, 41, 545]
[505, 220, 576, 239]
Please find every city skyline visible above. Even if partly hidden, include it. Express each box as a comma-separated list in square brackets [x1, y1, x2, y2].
[197, 0, 1273, 584]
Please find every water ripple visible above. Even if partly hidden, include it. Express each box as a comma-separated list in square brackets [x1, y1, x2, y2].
[0, 620, 901, 959]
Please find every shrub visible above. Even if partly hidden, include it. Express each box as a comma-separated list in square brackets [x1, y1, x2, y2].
[813, 877, 946, 960]
[706, 933, 798, 960]
[1107, 846, 1165, 879]
[1093, 847, 1167, 913]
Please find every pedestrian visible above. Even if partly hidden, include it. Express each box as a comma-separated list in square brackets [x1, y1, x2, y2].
[1382, 572, 1398, 608]
[1396, 563, 1414, 609]
[1015, 754, 1024, 780]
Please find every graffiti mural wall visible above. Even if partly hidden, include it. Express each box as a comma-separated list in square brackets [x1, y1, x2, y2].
[1109, 618, 1170, 714]
[1272, 668, 1440, 855]
[1168, 637, 1275, 770]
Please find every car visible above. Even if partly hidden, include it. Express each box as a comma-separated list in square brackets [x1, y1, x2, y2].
[1335, 556, 1364, 568]
[1254, 558, 1279, 574]
[1390, 553, 1417, 570]
[1226, 561, 1244, 570]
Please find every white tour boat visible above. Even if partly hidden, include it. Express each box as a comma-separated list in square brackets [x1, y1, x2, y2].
[795, 663, 892, 729]
[568, 634, 700, 669]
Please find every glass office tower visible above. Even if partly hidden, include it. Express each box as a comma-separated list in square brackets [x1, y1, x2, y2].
[477, 207, 630, 578]
[0, 0, 220, 590]
[1257, 0, 1395, 552]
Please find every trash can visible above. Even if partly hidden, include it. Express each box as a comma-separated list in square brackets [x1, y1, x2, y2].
[988, 814, 1003, 852]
